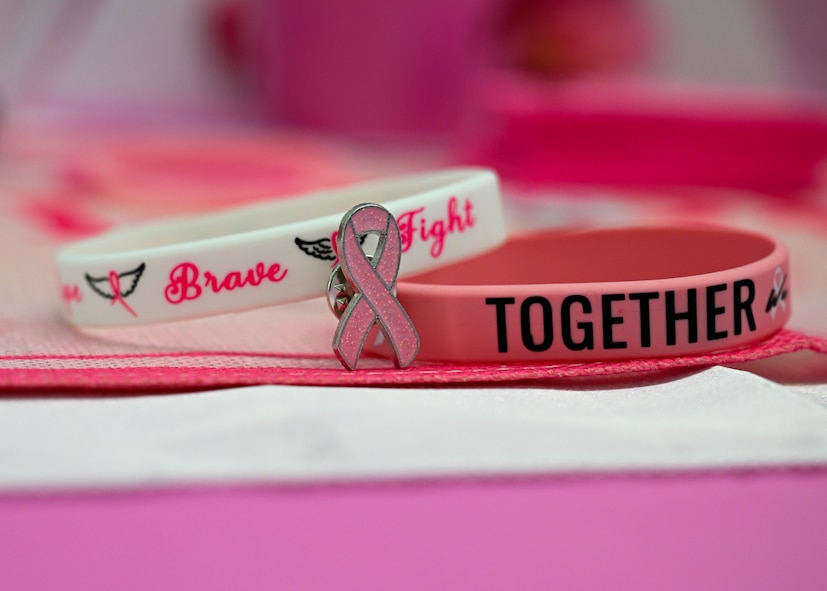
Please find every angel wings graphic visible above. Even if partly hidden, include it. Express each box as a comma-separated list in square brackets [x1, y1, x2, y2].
[84, 263, 145, 317]
[295, 233, 367, 263]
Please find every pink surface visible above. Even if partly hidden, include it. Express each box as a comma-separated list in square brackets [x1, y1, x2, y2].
[1, 471, 826, 590]
[468, 79, 827, 191]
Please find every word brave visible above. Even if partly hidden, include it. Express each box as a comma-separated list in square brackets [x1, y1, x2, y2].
[396, 196, 475, 258]
[486, 280, 758, 353]
[165, 261, 287, 304]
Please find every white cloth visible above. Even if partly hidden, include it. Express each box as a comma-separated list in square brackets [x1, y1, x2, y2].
[1, 366, 826, 490]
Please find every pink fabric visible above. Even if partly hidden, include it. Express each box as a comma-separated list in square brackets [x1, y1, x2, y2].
[1, 471, 826, 589]
[2, 329, 825, 390]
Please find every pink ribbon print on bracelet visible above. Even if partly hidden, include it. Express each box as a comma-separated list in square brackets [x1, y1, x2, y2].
[85, 263, 146, 317]
[328, 203, 420, 370]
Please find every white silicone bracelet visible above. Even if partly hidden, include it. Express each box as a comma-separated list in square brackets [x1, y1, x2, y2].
[56, 168, 505, 327]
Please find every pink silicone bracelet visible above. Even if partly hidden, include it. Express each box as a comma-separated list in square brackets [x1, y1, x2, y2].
[368, 226, 791, 362]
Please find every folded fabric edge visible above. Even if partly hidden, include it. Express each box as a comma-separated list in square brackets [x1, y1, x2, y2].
[0, 330, 824, 391]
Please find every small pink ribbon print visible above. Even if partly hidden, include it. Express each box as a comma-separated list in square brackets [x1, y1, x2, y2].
[330, 230, 340, 266]
[332, 204, 419, 370]
[85, 263, 144, 318]
[108, 270, 137, 317]
[766, 267, 788, 320]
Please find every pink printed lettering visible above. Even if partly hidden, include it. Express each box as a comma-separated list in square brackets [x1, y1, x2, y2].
[395, 197, 476, 258]
[425, 219, 447, 257]
[165, 261, 287, 304]
[165, 262, 203, 304]
[396, 207, 423, 254]
[60, 283, 82, 316]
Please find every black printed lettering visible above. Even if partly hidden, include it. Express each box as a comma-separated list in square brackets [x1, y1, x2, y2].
[601, 293, 627, 349]
[629, 292, 659, 348]
[486, 297, 515, 353]
[706, 283, 728, 341]
[561, 295, 594, 351]
[520, 296, 553, 352]
[666, 289, 698, 346]
[733, 279, 756, 335]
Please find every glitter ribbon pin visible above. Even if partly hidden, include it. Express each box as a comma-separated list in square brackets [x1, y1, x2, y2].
[328, 203, 420, 370]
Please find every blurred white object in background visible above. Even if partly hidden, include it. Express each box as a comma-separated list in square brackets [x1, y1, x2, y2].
[0, 0, 246, 123]
[640, 0, 787, 88]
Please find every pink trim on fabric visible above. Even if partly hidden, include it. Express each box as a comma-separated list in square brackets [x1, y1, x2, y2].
[1, 329, 824, 390]
[0, 352, 333, 362]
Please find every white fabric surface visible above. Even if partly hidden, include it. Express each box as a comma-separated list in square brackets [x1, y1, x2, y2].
[1, 366, 827, 490]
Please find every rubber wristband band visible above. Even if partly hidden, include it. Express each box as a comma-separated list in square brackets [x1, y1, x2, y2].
[368, 226, 791, 362]
[56, 168, 505, 327]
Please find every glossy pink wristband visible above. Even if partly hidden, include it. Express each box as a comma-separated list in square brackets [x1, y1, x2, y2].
[369, 226, 791, 362]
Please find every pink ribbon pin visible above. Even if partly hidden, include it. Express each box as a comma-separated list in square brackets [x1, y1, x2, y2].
[332, 204, 420, 370]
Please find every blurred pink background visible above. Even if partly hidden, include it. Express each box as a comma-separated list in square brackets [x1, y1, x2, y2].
[2, 0, 825, 198]
[2, 0, 825, 130]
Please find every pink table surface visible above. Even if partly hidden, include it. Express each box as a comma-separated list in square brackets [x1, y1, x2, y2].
[1, 470, 826, 590]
